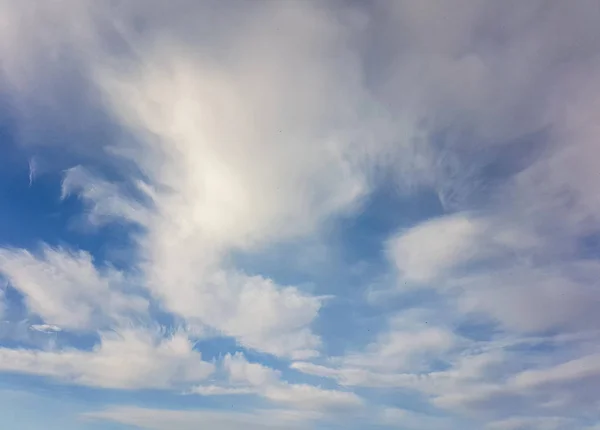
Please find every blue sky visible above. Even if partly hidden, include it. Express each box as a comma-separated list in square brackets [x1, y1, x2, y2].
[1, 1, 600, 429]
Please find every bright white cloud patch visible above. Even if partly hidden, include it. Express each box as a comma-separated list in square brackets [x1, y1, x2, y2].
[388, 214, 485, 283]
[0, 246, 148, 331]
[62, 165, 325, 358]
[0, 329, 214, 389]
[151, 271, 324, 360]
[0, 1, 600, 429]
[192, 352, 362, 411]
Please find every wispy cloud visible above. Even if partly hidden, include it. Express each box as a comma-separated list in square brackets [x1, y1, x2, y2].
[27, 157, 36, 186]
[191, 352, 362, 411]
[29, 324, 61, 333]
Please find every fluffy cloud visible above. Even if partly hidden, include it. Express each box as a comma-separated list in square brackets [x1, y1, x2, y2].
[151, 271, 323, 360]
[387, 214, 542, 285]
[0, 328, 214, 389]
[387, 214, 486, 283]
[193, 352, 362, 411]
[62, 168, 325, 358]
[387, 213, 600, 333]
[45, 0, 378, 358]
[0, 246, 148, 331]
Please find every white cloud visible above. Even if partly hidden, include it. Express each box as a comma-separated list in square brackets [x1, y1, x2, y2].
[189, 385, 254, 396]
[385, 210, 600, 335]
[423, 346, 600, 422]
[63, 165, 325, 358]
[292, 310, 457, 388]
[289, 362, 342, 380]
[223, 352, 281, 387]
[48, 1, 378, 356]
[388, 214, 543, 286]
[157, 271, 324, 360]
[96, 52, 370, 251]
[0, 246, 148, 331]
[263, 383, 362, 410]
[193, 352, 363, 411]
[29, 324, 61, 333]
[341, 313, 457, 373]
[28, 158, 36, 186]
[61, 166, 151, 227]
[388, 215, 485, 283]
[516, 352, 600, 386]
[291, 362, 418, 389]
[456, 262, 600, 333]
[294, 334, 600, 424]
[0, 328, 214, 390]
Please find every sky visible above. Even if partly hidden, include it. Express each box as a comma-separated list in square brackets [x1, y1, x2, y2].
[0, 1, 600, 429]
